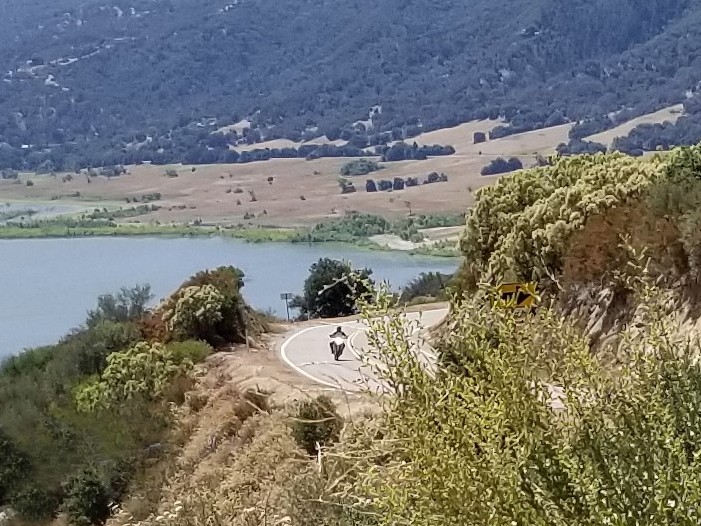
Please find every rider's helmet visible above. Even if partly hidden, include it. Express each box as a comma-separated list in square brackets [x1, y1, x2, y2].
[336, 326, 342, 332]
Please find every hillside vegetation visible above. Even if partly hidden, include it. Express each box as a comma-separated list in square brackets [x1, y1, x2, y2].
[7, 146, 701, 525]
[459, 144, 701, 290]
[101, 271, 701, 526]
[2, 0, 701, 170]
[0, 267, 265, 524]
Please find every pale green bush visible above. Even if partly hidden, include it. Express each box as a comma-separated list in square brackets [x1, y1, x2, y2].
[75, 341, 192, 412]
[162, 284, 226, 340]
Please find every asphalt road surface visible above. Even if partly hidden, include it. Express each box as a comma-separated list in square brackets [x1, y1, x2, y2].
[280, 309, 448, 392]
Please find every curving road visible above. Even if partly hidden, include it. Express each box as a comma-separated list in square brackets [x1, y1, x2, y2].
[280, 309, 448, 392]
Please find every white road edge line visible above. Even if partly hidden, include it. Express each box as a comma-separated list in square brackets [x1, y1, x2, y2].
[279, 309, 448, 391]
[280, 325, 346, 390]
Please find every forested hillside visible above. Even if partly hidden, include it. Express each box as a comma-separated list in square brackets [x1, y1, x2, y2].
[1, 0, 701, 170]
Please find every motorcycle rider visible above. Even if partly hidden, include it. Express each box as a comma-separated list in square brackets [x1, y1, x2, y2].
[329, 326, 348, 353]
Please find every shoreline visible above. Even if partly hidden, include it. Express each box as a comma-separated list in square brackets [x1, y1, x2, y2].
[0, 223, 461, 258]
[0, 198, 463, 257]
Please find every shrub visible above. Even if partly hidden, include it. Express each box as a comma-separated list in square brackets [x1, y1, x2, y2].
[154, 266, 254, 346]
[480, 156, 523, 176]
[86, 285, 152, 328]
[62, 471, 111, 526]
[339, 180, 356, 194]
[292, 396, 342, 455]
[166, 340, 213, 364]
[400, 272, 453, 303]
[366, 179, 377, 192]
[163, 285, 226, 340]
[340, 159, 382, 176]
[165, 169, 178, 178]
[74, 341, 193, 412]
[392, 177, 405, 190]
[10, 487, 61, 522]
[461, 151, 665, 288]
[473, 131, 487, 144]
[344, 267, 701, 525]
[0, 429, 30, 503]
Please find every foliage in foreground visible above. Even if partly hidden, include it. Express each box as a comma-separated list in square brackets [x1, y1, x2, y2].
[74, 341, 194, 412]
[0, 267, 255, 524]
[304, 267, 701, 525]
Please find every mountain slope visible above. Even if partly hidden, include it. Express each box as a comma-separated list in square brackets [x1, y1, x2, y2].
[1, 0, 700, 170]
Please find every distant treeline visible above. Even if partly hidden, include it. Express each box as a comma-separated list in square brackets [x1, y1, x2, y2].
[0, 138, 455, 173]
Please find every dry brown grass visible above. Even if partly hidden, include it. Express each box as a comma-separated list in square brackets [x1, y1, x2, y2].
[0, 108, 680, 228]
[0, 120, 573, 228]
[584, 104, 684, 147]
[108, 360, 301, 526]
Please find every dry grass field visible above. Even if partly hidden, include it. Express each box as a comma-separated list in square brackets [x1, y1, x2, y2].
[0, 107, 681, 228]
[584, 104, 684, 146]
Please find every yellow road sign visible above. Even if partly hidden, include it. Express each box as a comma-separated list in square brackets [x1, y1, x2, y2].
[497, 282, 537, 309]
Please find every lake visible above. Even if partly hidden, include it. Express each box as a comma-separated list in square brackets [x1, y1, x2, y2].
[0, 237, 459, 357]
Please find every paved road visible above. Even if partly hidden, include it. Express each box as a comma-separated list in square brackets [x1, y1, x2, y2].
[280, 309, 448, 391]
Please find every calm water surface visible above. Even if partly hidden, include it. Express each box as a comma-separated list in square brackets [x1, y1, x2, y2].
[0, 237, 459, 357]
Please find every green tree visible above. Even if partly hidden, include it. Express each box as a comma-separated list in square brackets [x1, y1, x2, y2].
[295, 258, 373, 318]
[86, 285, 152, 328]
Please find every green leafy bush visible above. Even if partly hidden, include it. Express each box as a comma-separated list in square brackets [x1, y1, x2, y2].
[10, 487, 61, 522]
[0, 429, 29, 503]
[156, 266, 256, 346]
[292, 396, 343, 455]
[163, 284, 226, 340]
[62, 471, 111, 526]
[74, 341, 193, 412]
[460, 151, 665, 287]
[166, 340, 213, 364]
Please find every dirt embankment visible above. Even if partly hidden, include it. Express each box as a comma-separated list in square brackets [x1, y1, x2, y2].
[107, 323, 380, 526]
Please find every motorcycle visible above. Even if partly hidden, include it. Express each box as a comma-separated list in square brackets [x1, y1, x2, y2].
[330, 336, 346, 361]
